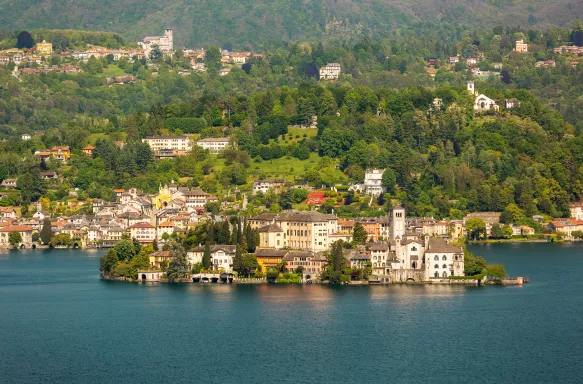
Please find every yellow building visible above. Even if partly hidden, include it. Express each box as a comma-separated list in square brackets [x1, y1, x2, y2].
[51, 146, 70, 163]
[36, 40, 53, 55]
[148, 251, 173, 269]
[152, 185, 174, 209]
[255, 248, 288, 273]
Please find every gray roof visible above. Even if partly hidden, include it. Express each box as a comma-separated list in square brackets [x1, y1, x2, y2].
[255, 249, 288, 257]
[258, 224, 283, 233]
[426, 238, 462, 254]
[276, 211, 336, 223]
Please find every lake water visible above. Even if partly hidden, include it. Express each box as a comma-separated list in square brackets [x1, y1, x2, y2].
[1, 243, 582, 383]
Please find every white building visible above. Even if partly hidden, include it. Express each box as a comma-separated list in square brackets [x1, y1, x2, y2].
[319, 63, 341, 80]
[424, 237, 464, 279]
[505, 98, 520, 109]
[129, 222, 156, 244]
[187, 245, 236, 271]
[570, 202, 583, 221]
[21, 134, 31, 140]
[252, 179, 285, 194]
[196, 137, 230, 154]
[143, 136, 192, 152]
[468, 81, 499, 111]
[138, 29, 173, 56]
[515, 40, 528, 53]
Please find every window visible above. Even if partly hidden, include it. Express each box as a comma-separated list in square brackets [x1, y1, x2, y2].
[434, 256, 439, 261]
[442, 271, 448, 278]
[412, 246, 417, 251]
[434, 264, 439, 269]
[442, 264, 447, 269]
[442, 255, 447, 260]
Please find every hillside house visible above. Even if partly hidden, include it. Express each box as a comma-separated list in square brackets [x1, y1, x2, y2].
[319, 63, 341, 80]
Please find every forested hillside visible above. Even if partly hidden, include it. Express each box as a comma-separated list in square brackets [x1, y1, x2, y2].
[1, 0, 582, 47]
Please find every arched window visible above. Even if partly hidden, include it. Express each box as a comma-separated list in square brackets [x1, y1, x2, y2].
[434, 264, 439, 269]
[454, 255, 458, 261]
[434, 256, 439, 261]
[442, 255, 447, 260]
[442, 271, 448, 277]
[442, 264, 447, 269]
[412, 261, 417, 269]
[434, 271, 439, 278]
[412, 246, 417, 251]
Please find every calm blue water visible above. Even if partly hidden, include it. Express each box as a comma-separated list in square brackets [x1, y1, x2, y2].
[1, 243, 582, 383]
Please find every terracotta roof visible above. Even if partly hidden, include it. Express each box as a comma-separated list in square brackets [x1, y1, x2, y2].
[0, 225, 33, 232]
[129, 222, 155, 229]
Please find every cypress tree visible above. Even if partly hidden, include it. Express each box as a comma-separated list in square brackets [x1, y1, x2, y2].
[202, 243, 211, 269]
[40, 218, 53, 245]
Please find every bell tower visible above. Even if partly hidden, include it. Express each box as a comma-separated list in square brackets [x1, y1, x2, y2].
[391, 205, 406, 240]
[164, 29, 174, 51]
[467, 80, 475, 96]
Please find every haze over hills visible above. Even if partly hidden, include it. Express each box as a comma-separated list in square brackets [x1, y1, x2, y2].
[1, 0, 582, 48]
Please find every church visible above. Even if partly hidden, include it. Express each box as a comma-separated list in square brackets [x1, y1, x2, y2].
[468, 80, 499, 111]
[138, 29, 174, 57]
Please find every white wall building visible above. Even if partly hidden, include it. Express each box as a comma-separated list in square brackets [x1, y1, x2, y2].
[143, 135, 192, 152]
[138, 29, 173, 56]
[187, 245, 236, 271]
[424, 237, 464, 279]
[196, 138, 230, 153]
[319, 63, 341, 80]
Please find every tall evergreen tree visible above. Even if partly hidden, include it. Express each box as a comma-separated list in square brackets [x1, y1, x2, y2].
[202, 243, 211, 269]
[40, 218, 53, 245]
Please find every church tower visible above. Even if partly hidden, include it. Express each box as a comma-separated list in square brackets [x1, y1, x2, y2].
[467, 80, 476, 96]
[164, 29, 174, 51]
[391, 205, 406, 240]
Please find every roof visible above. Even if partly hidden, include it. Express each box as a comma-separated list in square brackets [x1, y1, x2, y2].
[129, 222, 155, 229]
[426, 238, 462, 254]
[144, 135, 187, 140]
[0, 225, 33, 232]
[255, 248, 288, 257]
[258, 224, 283, 233]
[190, 244, 236, 253]
[249, 213, 278, 221]
[276, 211, 336, 223]
[197, 137, 230, 143]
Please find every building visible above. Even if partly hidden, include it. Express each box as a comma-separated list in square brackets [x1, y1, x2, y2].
[255, 248, 288, 273]
[252, 179, 285, 194]
[143, 136, 192, 153]
[138, 29, 173, 56]
[424, 237, 464, 279]
[257, 211, 338, 253]
[469, 81, 499, 111]
[183, 190, 211, 209]
[284, 251, 328, 279]
[21, 134, 31, 140]
[515, 40, 528, 53]
[549, 218, 583, 239]
[148, 251, 174, 269]
[1, 178, 17, 189]
[51, 146, 71, 163]
[36, 40, 53, 55]
[319, 63, 341, 80]
[350, 169, 386, 197]
[187, 245, 236, 272]
[570, 201, 583, 221]
[156, 221, 175, 240]
[505, 98, 520, 109]
[196, 137, 230, 154]
[0, 225, 33, 248]
[129, 222, 156, 243]
[82, 145, 95, 156]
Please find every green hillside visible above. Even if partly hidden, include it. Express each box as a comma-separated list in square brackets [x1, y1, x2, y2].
[1, 0, 581, 48]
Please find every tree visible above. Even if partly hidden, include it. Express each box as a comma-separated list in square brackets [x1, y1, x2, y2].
[352, 222, 368, 245]
[465, 218, 486, 240]
[100, 249, 118, 275]
[149, 44, 162, 61]
[8, 231, 22, 247]
[40, 218, 53, 245]
[17, 31, 33, 49]
[166, 254, 189, 282]
[240, 253, 259, 277]
[17, 168, 46, 204]
[486, 264, 507, 278]
[381, 168, 397, 194]
[202, 243, 211, 269]
[113, 239, 137, 261]
[205, 46, 222, 75]
[232, 244, 243, 274]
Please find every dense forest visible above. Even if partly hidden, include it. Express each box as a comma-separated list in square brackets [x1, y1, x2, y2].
[1, 0, 582, 47]
[1, 23, 583, 225]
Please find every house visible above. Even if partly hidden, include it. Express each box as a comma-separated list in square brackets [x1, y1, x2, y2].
[34, 150, 51, 161]
[428, 59, 437, 66]
[21, 134, 31, 140]
[283, 251, 328, 278]
[156, 221, 175, 240]
[515, 40, 528, 53]
[424, 237, 464, 279]
[505, 98, 520, 109]
[196, 137, 230, 154]
[129, 222, 156, 243]
[468, 81, 499, 111]
[230, 51, 251, 64]
[0, 56, 9, 64]
[82, 145, 96, 156]
[569, 201, 583, 221]
[549, 219, 583, 239]
[51, 146, 71, 163]
[41, 171, 58, 180]
[258, 224, 285, 248]
[255, 248, 288, 273]
[36, 40, 53, 55]
[218, 68, 231, 76]
[466, 58, 477, 66]
[0, 225, 33, 248]
[0, 207, 17, 219]
[346, 249, 371, 269]
[143, 136, 192, 154]
[520, 226, 535, 236]
[1, 178, 17, 189]
[252, 179, 285, 194]
[187, 245, 236, 271]
[183, 190, 211, 209]
[319, 63, 341, 80]
[274, 211, 338, 252]
[449, 56, 460, 64]
[138, 29, 173, 56]
[350, 169, 386, 197]
[148, 251, 174, 269]
[114, 76, 137, 84]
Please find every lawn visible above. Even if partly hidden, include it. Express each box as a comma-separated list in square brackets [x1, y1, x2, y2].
[87, 132, 127, 144]
[272, 127, 317, 144]
[101, 65, 127, 78]
[248, 152, 321, 181]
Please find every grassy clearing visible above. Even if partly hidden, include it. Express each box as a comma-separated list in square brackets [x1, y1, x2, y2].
[102, 65, 127, 77]
[272, 127, 317, 144]
[248, 152, 322, 180]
